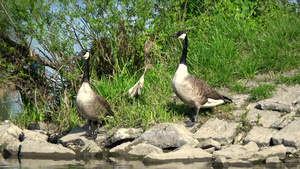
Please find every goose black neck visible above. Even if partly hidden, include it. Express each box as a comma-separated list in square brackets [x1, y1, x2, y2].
[83, 58, 90, 83]
[180, 36, 188, 65]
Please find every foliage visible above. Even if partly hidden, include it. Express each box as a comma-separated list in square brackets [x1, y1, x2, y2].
[236, 110, 252, 134]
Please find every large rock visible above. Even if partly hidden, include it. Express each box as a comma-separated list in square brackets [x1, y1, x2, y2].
[21, 129, 48, 142]
[265, 156, 283, 168]
[79, 139, 103, 157]
[243, 126, 278, 147]
[212, 156, 229, 168]
[110, 128, 143, 144]
[59, 126, 103, 157]
[272, 117, 300, 149]
[19, 139, 76, 158]
[252, 145, 286, 160]
[270, 113, 295, 129]
[109, 142, 133, 155]
[194, 118, 239, 145]
[227, 159, 253, 168]
[246, 103, 282, 127]
[128, 142, 163, 156]
[212, 142, 259, 160]
[3, 141, 21, 158]
[257, 85, 300, 113]
[143, 147, 212, 163]
[231, 94, 251, 109]
[198, 139, 221, 150]
[0, 120, 22, 145]
[134, 123, 197, 149]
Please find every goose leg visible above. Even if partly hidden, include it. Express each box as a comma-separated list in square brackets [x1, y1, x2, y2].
[194, 107, 200, 123]
[86, 120, 97, 140]
[135, 94, 139, 106]
[186, 108, 196, 127]
[186, 107, 199, 127]
[86, 120, 93, 137]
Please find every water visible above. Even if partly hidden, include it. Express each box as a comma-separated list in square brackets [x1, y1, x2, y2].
[0, 156, 214, 169]
[0, 89, 22, 121]
[2, 156, 300, 169]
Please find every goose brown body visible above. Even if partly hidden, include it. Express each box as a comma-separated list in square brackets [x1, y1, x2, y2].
[76, 50, 112, 139]
[76, 82, 112, 125]
[171, 31, 232, 126]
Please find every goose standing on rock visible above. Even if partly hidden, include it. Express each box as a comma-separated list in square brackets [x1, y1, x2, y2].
[170, 31, 232, 127]
[76, 50, 113, 139]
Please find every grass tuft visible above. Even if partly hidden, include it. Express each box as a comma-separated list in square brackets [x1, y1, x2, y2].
[250, 84, 276, 101]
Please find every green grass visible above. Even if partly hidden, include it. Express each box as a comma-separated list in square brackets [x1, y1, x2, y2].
[250, 84, 276, 101]
[10, 8, 300, 133]
[231, 82, 250, 94]
[276, 72, 300, 85]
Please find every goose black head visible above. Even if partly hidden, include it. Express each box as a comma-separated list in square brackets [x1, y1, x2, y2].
[79, 49, 90, 60]
[170, 31, 187, 40]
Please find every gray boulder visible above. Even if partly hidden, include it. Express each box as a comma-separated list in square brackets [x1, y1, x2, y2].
[128, 142, 163, 156]
[231, 94, 251, 109]
[0, 120, 22, 145]
[246, 103, 282, 127]
[134, 123, 197, 149]
[213, 142, 259, 160]
[198, 139, 221, 150]
[271, 113, 295, 129]
[79, 139, 102, 157]
[3, 141, 20, 157]
[228, 159, 253, 168]
[109, 142, 133, 155]
[253, 145, 286, 160]
[111, 128, 143, 144]
[233, 132, 245, 144]
[265, 156, 283, 168]
[212, 156, 229, 168]
[21, 129, 48, 142]
[257, 85, 300, 113]
[59, 126, 103, 156]
[272, 117, 300, 149]
[143, 147, 212, 164]
[19, 139, 76, 158]
[194, 118, 239, 145]
[243, 126, 278, 147]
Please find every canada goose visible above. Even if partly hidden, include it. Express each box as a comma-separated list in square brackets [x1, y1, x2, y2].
[76, 50, 113, 139]
[128, 66, 148, 104]
[170, 31, 232, 126]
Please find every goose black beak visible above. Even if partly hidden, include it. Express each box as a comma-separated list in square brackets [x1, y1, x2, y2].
[78, 49, 88, 57]
[170, 34, 177, 38]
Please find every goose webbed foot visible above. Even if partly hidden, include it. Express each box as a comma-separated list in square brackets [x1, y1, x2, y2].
[185, 119, 197, 127]
[86, 130, 97, 140]
[184, 119, 196, 127]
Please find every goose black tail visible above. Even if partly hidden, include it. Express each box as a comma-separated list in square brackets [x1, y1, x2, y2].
[223, 95, 233, 103]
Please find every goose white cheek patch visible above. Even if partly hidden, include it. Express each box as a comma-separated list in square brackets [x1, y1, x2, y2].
[83, 52, 90, 59]
[178, 33, 187, 40]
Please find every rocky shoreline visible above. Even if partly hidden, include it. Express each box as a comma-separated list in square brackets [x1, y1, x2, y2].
[1, 84, 300, 168]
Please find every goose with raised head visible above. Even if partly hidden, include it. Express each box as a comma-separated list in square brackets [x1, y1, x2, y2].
[76, 50, 113, 139]
[170, 31, 232, 126]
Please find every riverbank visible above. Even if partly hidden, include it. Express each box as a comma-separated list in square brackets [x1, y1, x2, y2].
[1, 76, 300, 168]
